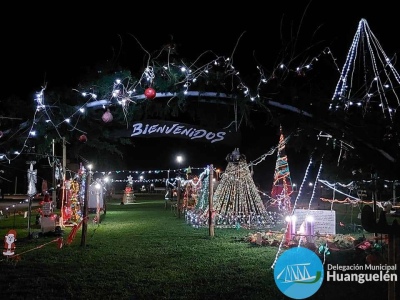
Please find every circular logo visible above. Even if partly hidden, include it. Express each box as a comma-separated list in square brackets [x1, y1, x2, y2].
[274, 247, 324, 299]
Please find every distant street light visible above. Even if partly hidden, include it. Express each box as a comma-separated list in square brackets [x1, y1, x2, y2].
[176, 155, 183, 177]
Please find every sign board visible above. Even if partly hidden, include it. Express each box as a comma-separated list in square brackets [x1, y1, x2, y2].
[41, 216, 56, 233]
[293, 209, 336, 235]
[112, 119, 241, 146]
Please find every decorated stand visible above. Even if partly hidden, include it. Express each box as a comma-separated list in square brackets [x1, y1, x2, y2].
[39, 193, 56, 233]
[88, 179, 105, 212]
[60, 164, 86, 226]
[122, 175, 135, 204]
[88, 179, 105, 223]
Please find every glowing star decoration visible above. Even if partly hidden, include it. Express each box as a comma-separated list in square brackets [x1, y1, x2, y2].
[127, 175, 133, 185]
[101, 109, 113, 123]
[27, 161, 37, 196]
[79, 134, 87, 143]
[144, 87, 156, 100]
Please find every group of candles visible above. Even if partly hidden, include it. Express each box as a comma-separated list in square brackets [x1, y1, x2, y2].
[285, 215, 315, 242]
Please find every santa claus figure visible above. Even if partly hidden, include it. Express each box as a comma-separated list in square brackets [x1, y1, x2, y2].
[3, 229, 17, 256]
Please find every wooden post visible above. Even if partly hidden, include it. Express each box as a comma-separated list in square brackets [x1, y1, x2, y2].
[96, 189, 100, 224]
[208, 164, 214, 237]
[165, 170, 170, 210]
[388, 234, 395, 300]
[80, 170, 91, 247]
[27, 196, 33, 238]
[60, 137, 66, 227]
[177, 179, 181, 219]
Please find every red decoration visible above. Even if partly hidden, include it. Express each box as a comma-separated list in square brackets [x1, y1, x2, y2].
[79, 134, 87, 143]
[102, 109, 113, 123]
[3, 229, 17, 256]
[144, 87, 156, 99]
[270, 126, 293, 211]
[57, 237, 63, 249]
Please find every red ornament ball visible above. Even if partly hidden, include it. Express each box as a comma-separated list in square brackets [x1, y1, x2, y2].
[79, 134, 87, 143]
[144, 87, 156, 99]
[102, 109, 113, 123]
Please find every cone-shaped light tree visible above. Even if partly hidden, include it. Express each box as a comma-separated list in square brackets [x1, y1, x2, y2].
[187, 149, 278, 229]
[270, 126, 293, 213]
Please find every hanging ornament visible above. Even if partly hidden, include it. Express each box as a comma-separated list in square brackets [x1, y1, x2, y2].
[144, 87, 156, 100]
[79, 134, 87, 143]
[102, 109, 113, 123]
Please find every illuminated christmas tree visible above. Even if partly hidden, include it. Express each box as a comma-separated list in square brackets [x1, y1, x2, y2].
[270, 126, 293, 212]
[195, 169, 210, 210]
[187, 149, 277, 229]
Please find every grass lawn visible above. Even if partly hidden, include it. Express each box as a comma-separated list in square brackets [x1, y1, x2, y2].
[0, 195, 398, 299]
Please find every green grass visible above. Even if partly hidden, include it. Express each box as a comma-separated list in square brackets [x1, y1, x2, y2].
[0, 196, 396, 299]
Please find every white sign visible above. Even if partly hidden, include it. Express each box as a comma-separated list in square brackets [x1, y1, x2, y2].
[293, 209, 336, 235]
[42, 201, 53, 216]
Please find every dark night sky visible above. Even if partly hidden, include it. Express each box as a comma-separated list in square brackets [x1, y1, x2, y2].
[3, 2, 399, 98]
[1, 1, 399, 190]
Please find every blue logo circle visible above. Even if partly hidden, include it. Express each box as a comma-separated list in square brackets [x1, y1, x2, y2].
[274, 247, 324, 299]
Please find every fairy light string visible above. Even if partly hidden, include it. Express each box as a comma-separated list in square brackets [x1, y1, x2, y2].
[271, 157, 314, 269]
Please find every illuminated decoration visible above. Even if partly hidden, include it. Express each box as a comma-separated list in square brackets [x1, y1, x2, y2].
[271, 157, 314, 269]
[27, 161, 37, 197]
[124, 120, 240, 145]
[68, 180, 82, 223]
[3, 229, 17, 256]
[331, 18, 400, 123]
[144, 87, 156, 100]
[182, 167, 201, 209]
[79, 134, 87, 143]
[1, 34, 345, 166]
[195, 169, 210, 210]
[6, 24, 398, 168]
[62, 164, 86, 225]
[101, 109, 113, 123]
[122, 175, 135, 204]
[39, 194, 53, 217]
[319, 197, 372, 205]
[270, 126, 293, 212]
[184, 168, 212, 227]
[187, 149, 277, 229]
[62, 180, 73, 222]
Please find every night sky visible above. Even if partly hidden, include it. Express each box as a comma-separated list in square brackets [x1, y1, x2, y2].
[1, 1, 399, 190]
[3, 2, 398, 97]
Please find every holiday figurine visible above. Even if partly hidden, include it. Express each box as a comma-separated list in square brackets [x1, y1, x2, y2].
[3, 229, 17, 256]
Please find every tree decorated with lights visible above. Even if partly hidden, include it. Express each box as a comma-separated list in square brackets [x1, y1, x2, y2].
[190, 149, 277, 229]
[270, 126, 293, 212]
